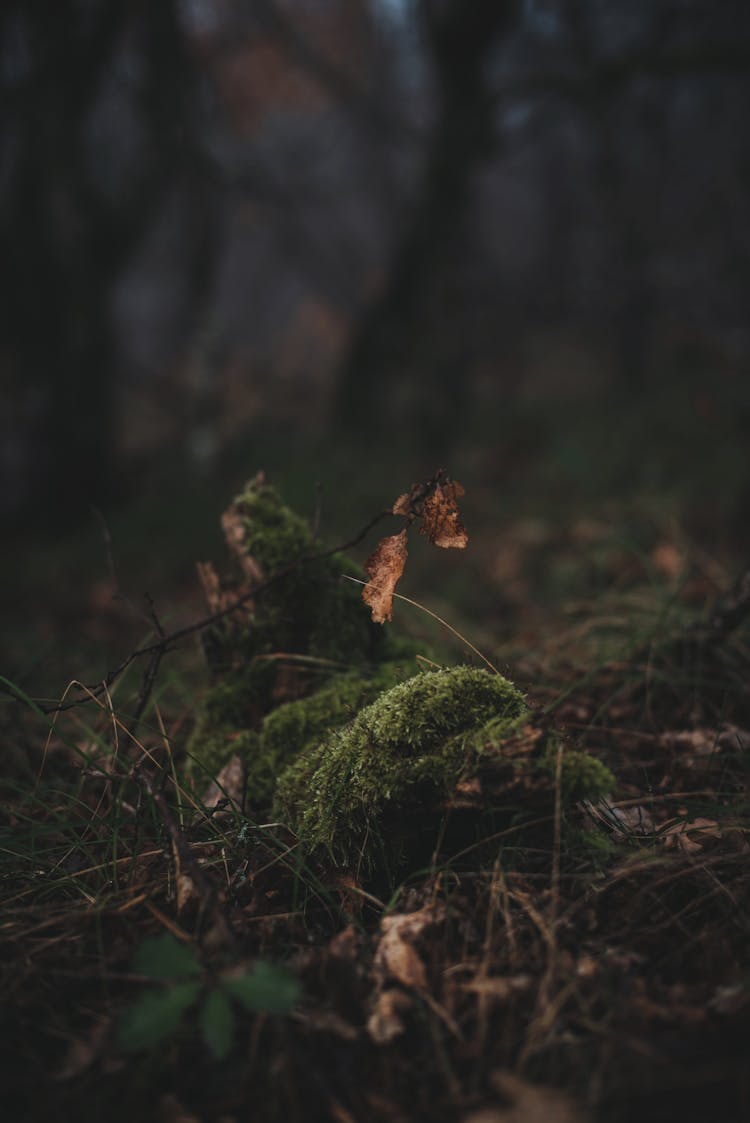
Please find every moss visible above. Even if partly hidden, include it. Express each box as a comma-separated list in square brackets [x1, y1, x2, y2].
[188, 478, 408, 782]
[243, 661, 418, 805]
[207, 478, 387, 677]
[188, 657, 421, 796]
[274, 667, 528, 863]
[537, 740, 615, 801]
[202, 675, 267, 728]
[232, 480, 313, 575]
[185, 664, 272, 781]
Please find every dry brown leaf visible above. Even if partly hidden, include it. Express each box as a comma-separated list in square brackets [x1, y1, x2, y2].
[373, 906, 444, 989]
[657, 729, 721, 757]
[175, 872, 198, 915]
[420, 480, 468, 549]
[379, 931, 427, 990]
[196, 561, 231, 614]
[201, 753, 245, 812]
[584, 800, 655, 839]
[221, 505, 265, 584]
[392, 491, 412, 517]
[366, 989, 413, 1045]
[651, 540, 683, 580]
[363, 529, 408, 624]
[659, 816, 722, 854]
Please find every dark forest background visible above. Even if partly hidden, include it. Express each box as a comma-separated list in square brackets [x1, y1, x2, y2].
[2, 0, 750, 687]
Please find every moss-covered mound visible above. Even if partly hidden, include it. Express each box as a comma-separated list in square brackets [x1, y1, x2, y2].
[187, 476, 421, 782]
[187, 480, 615, 873]
[188, 660, 419, 803]
[274, 667, 530, 862]
[206, 474, 390, 672]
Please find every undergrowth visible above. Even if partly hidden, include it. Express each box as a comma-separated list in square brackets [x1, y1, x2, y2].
[1, 478, 749, 1123]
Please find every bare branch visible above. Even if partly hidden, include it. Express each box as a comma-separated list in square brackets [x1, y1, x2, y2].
[32, 505, 394, 717]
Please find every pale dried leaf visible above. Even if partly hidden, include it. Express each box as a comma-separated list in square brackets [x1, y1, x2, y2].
[659, 816, 722, 854]
[176, 872, 198, 915]
[380, 933, 426, 990]
[363, 530, 408, 624]
[366, 989, 413, 1045]
[196, 561, 228, 614]
[373, 906, 444, 989]
[169, 837, 200, 915]
[201, 753, 245, 813]
[462, 975, 533, 1001]
[420, 481, 468, 549]
[392, 492, 412, 517]
[657, 729, 721, 757]
[650, 540, 683, 580]
[221, 505, 265, 583]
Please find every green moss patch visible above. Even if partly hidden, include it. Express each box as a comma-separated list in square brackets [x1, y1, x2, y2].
[274, 667, 529, 863]
[537, 739, 615, 801]
[217, 478, 388, 669]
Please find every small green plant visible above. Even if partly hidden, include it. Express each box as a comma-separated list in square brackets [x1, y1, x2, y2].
[119, 934, 300, 1059]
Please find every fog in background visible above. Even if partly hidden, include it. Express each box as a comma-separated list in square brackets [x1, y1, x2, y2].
[2, 0, 750, 525]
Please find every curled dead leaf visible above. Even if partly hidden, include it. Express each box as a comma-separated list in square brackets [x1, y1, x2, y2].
[363, 529, 408, 624]
[420, 481, 468, 549]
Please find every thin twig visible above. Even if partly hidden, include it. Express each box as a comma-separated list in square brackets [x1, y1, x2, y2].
[343, 576, 501, 676]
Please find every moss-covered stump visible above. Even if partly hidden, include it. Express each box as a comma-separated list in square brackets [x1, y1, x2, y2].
[201, 473, 391, 673]
[274, 667, 614, 867]
[187, 475, 421, 785]
[187, 478, 614, 876]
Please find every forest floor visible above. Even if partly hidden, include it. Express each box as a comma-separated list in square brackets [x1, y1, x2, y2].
[2, 395, 749, 1123]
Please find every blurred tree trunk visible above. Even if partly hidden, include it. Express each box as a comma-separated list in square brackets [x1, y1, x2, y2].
[334, 1, 514, 447]
[563, 0, 659, 394]
[1, 0, 207, 523]
[1, 2, 125, 516]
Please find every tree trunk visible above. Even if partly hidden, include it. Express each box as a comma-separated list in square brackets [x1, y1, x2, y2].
[334, 1, 514, 446]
